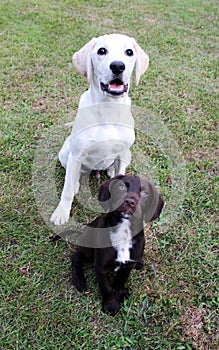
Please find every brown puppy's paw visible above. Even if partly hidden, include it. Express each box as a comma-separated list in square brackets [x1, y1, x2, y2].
[73, 278, 86, 293]
[115, 288, 129, 303]
[102, 299, 120, 316]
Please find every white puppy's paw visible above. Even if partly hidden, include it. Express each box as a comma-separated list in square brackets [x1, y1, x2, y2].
[50, 204, 70, 226]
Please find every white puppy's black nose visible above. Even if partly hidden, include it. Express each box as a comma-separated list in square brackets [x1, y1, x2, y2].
[110, 61, 125, 75]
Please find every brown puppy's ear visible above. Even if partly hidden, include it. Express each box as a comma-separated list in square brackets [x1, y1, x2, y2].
[72, 38, 97, 82]
[143, 181, 164, 222]
[98, 179, 111, 211]
[150, 194, 164, 222]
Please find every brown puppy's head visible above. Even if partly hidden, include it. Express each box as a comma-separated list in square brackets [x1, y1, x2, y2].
[98, 175, 164, 222]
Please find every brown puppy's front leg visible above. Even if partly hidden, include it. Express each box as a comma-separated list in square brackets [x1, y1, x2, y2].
[94, 267, 120, 316]
[113, 265, 133, 302]
[71, 252, 86, 292]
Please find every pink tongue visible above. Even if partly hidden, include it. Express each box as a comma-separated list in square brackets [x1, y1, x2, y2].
[109, 83, 124, 91]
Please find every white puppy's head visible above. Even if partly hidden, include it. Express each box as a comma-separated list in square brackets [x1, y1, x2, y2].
[73, 34, 149, 96]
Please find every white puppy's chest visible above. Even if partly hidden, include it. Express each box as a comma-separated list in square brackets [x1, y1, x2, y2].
[110, 219, 133, 264]
[67, 104, 135, 171]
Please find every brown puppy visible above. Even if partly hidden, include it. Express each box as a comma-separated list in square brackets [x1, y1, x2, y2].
[71, 175, 164, 315]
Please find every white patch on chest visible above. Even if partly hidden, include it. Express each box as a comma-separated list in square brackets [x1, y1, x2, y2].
[110, 219, 133, 264]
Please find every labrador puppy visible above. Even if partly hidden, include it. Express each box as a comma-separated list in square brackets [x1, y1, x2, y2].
[71, 175, 164, 316]
[50, 34, 149, 225]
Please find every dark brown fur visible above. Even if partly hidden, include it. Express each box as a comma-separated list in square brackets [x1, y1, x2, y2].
[71, 175, 164, 315]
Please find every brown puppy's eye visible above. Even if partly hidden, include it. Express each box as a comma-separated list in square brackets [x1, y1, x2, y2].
[141, 190, 148, 197]
[97, 47, 107, 55]
[119, 184, 126, 191]
[125, 49, 134, 56]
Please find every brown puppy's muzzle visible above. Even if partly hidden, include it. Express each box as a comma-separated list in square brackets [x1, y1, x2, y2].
[117, 193, 140, 217]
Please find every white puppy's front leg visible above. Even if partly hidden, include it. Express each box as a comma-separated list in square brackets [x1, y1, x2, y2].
[50, 153, 80, 225]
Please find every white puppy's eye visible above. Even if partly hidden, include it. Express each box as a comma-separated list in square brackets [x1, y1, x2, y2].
[119, 184, 126, 191]
[97, 47, 107, 55]
[141, 190, 148, 197]
[125, 49, 134, 57]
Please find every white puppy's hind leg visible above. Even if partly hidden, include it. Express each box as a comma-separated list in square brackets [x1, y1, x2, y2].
[58, 135, 72, 169]
[107, 165, 115, 178]
[50, 153, 80, 225]
[116, 150, 132, 175]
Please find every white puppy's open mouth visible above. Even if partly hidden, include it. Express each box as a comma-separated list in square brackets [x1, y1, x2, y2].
[100, 78, 128, 96]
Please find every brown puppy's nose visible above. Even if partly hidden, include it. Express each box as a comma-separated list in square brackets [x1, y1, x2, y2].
[110, 61, 125, 75]
[124, 198, 136, 208]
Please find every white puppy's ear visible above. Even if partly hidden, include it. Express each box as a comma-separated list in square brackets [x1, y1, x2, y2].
[72, 38, 97, 82]
[133, 41, 149, 85]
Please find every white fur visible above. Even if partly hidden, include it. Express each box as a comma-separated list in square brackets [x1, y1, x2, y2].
[110, 219, 133, 264]
[50, 34, 149, 225]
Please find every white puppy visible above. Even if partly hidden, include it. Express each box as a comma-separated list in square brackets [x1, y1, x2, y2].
[51, 34, 149, 225]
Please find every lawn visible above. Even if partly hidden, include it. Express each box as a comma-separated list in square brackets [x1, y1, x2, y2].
[0, 0, 218, 349]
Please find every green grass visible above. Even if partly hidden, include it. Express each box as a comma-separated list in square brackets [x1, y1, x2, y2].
[1, 0, 218, 349]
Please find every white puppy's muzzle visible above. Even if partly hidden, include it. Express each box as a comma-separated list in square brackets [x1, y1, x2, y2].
[100, 60, 128, 96]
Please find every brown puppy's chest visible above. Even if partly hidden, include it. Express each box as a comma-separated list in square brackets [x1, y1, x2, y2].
[110, 219, 134, 264]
